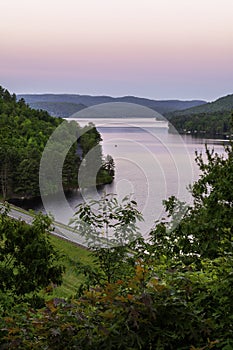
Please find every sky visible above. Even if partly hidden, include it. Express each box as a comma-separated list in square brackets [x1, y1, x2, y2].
[0, 0, 232, 101]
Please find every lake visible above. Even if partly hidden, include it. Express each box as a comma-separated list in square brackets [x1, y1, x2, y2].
[16, 118, 226, 236]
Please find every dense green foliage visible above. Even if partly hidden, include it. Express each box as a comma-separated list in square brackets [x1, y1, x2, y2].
[167, 94, 233, 136]
[168, 111, 231, 136]
[0, 87, 61, 199]
[0, 206, 64, 301]
[0, 86, 114, 200]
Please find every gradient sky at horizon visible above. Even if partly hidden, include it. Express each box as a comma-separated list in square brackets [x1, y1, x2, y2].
[0, 0, 232, 101]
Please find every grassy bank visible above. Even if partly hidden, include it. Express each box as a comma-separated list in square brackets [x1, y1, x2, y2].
[49, 235, 94, 298]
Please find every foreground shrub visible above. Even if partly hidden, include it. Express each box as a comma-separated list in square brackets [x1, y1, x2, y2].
[2, 260, 232, 349]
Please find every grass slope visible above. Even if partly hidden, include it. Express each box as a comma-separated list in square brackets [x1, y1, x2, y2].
[49, 235, 94, 298]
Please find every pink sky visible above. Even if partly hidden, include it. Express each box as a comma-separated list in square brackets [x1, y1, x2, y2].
[0, 0, 232, 100]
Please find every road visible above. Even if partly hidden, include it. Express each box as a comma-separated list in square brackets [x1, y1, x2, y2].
[1, 203, 88, 249]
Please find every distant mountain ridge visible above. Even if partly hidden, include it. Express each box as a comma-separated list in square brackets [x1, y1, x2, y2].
[28, 101, 86, 118]
[17, 93, 206, 118]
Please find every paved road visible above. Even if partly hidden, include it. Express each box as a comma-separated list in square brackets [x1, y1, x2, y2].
[1, 203, 88, 249]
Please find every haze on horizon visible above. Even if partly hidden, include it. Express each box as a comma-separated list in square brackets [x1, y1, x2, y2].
[0, 0, 232, 101]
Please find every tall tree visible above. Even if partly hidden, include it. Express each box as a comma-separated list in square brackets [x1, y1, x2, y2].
[0, 208, 64, 296]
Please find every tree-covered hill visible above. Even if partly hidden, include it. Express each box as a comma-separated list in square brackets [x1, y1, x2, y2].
[0, 86, 114, 200]
[166, 94, 233, 136]
[167, 94, 233, 116]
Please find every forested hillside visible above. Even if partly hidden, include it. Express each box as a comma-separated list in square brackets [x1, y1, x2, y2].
[167, 94, 233, 136]
[0, 87, 114, 200]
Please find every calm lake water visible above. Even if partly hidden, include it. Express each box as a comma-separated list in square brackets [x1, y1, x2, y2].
[16, 118, 226, 236]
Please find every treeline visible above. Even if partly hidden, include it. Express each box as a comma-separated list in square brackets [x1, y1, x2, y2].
[166, 94, 233, 137]
[168, 111, 232, 136]
[0, 86, 114, 200]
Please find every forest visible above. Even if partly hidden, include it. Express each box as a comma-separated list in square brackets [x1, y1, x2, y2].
[0, 86, 114, 200]
[166, 94, 233, 137]
[168, 111, 231, 137]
